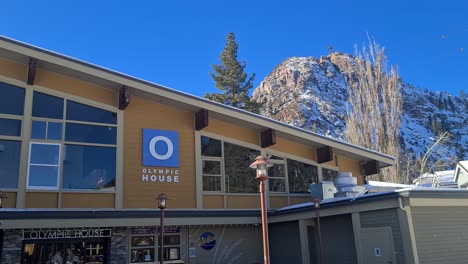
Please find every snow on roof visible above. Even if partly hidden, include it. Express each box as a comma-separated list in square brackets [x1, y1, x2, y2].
[367, 181, 414, 188]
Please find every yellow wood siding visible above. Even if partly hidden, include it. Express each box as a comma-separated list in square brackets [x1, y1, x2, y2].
[202, 195, 224, 208]
[61, 193, 114, 208]
[25, 192, 58, 208]
[268, 137, 317, 161]
[1, 192, 17, 208]
[226, 195, 260, 209]
[270, 196, 289, 209]
[338, 155, 364, 184]
[0, 58, 26, 82]
[123, 96, 195, 208]
[35, 69, 116, 107]
[205, 118, 258, 145]
[290, 196, 311, 206]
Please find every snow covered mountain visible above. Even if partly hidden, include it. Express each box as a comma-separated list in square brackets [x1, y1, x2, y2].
[252, 53, 467, 173]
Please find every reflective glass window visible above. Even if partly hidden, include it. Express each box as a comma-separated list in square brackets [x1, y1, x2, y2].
[224, 142, 259, 193]
[31, 121, 46, 139]
[65, 123, 116, 144]
[28, 143, 60, 189]
[30, 144, 60, 165]
[287, 159, 318, 193]
[28, 166, 59, 188]
[268, 155, 286, 192]
[322, 168, 338, 181]
[0, 82, 25, 115]
[47, 122, 62, 140]
[0, 118, 22, 136]
[67, 100, 117, 124]
[0, 140, 21, 188]
[201, 136, 222, 157]
[62, 145, 116, 190]
[32, 92, 64, 119]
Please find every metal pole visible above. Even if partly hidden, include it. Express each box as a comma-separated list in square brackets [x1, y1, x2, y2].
[160, 209, 164, 264]
[315, 199, 324, 264]
[259, 179, 270, 264]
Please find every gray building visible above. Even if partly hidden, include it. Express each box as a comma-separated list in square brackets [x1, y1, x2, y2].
[268, 188, 468, 264]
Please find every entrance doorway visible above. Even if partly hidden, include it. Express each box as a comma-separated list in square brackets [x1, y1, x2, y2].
[360, 227, 396, 264]
[21, 238, 109, 264]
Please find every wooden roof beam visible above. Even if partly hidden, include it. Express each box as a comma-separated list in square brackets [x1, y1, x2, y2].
[27, 57, 37, 85]
[119, 86, 130, 110]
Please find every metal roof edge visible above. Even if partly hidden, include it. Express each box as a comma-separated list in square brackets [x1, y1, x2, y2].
[0, 208, 261, 220]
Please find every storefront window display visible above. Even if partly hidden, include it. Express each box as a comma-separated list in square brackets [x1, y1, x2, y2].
[22, 239, 108, 264]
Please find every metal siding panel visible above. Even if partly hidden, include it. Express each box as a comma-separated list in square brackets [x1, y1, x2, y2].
[270, 221, 303, 264]
[360, 209, 404, 264]
[412, 206, 468, 264]
[318, 214, 358, 264]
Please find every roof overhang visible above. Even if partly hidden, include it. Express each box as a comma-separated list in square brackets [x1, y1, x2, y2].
[0, 36, 395, 167]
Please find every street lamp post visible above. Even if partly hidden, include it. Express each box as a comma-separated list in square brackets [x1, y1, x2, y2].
[250, 156, 273, 264]
[157, 193, 167, 264]
[313, 197, 324, 264]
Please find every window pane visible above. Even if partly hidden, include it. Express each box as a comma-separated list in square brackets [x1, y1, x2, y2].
[269, 164, 285, 178]
[287, 159, 318, 193]
[131, 248, 154, 263]
[31, 120, 46, 139]
[65, 123, 116, 144]
[163, 235, 180, 245]
[63, 145, 116, 190]
[201, 136, 221, 157]
[0, 118, 22, 136]
[202, 160, 221, 175]
[203, 176, 221, 191]
[67, 100, 117, 124]
[47, 122, 62, 140]
[28, 165, 58, 188]
[0, 140, 21, 188]
[0, 82, 25, 115]
[224, 142, 259, 193]
[32, 92, 64, 119]
[30, 144, 60, 165]
[269, 178, 286, 192]
[322, 168, 338, 181]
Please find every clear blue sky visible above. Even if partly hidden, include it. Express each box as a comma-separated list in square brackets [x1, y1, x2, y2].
[1, 1, 466, 97]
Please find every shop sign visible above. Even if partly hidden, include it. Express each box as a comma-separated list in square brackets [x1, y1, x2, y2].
[23, 228, 111, 240]
[142, 129, 179, 167]
[141, 129, 181, 184]
[199, 232, 216, 250]
[131, 227, 180, 234]
[131, 228, 155, 235]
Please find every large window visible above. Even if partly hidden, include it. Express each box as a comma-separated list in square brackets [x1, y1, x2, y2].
[0, 140, 21, 188]
[201, 136, 259, 193]
[268, 155, 286, 193]
[27, 91, 117, 191]
[0, 82, 25, 189]
[287, 158, 318, 193]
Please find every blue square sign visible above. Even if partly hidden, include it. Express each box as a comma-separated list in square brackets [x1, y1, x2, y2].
[142, 129, 179, 167]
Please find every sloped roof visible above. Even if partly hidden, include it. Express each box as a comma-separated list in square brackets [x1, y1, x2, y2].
[0, 36, 395, 167]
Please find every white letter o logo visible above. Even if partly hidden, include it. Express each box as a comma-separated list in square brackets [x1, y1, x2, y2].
[149, 136, 173, 160]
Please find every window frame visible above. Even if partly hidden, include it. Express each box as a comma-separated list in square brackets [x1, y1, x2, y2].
[26, 141, 61, 190]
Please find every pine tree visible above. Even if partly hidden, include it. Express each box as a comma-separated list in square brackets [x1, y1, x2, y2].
[204, 33, 261, 113]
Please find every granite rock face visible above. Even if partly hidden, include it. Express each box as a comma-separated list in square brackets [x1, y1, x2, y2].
[253, 53, 467, 165]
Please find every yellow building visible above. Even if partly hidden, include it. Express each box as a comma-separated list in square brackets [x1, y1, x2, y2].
[0, 37, 394, 264]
